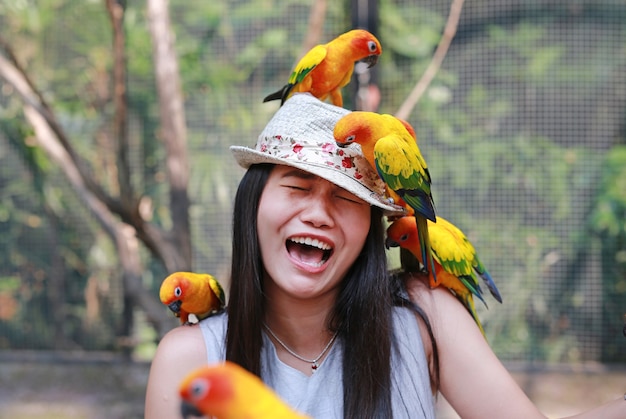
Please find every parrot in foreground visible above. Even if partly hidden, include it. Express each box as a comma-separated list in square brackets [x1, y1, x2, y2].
[262, 29, 382, 107]
[334, 111, 437, 279]
[386, 215, 503, 336]
[159, 271, 225, 325]
[179, 361, 311, 419]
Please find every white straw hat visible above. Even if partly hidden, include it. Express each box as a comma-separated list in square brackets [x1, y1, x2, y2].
[230, 93, 405, 214]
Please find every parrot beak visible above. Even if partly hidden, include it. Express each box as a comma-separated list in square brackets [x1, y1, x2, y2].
[168, 300, 182, 314]
[180, 400, 203, 419]
[385, 238, 399, 250]
[362, 54, 379, 68]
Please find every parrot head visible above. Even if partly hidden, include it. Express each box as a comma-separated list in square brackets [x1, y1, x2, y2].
[346, 29, 382, 68]
[178, 363, 241, 419]
[385, 216, 419, 250]
[159, 272, 189, 316]
[333, 112, 375, 149]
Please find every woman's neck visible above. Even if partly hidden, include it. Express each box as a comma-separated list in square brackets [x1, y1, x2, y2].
[263, 290, 338, 374]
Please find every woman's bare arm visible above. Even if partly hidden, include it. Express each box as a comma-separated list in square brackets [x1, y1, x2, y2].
[406, 277, 625, 419]
[144, 325, 208, 419]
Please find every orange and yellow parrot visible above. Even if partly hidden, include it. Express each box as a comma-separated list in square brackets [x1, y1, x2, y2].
[262, 29, 382, 107]
[159, 271, 226, 325]
[385, 215, 503, 336]
[179, 361, 311, 419]
[334, 111, 437, 278]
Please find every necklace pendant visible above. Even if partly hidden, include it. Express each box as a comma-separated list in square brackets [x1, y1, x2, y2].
[311, 361, 319, 373]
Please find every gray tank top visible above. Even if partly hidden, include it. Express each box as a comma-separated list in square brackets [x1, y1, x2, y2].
[199, 307, 435, 418]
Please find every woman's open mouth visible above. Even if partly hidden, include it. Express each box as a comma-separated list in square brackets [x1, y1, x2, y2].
[286, 236, 333, 268]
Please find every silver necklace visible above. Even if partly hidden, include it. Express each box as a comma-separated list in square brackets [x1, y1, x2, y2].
[263, 323, 338, 374]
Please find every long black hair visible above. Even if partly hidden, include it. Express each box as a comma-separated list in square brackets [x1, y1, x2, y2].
[226, 163, 439, 418]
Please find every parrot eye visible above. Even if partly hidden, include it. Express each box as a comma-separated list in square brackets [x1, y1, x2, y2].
[174, 286, 182, 297]
[189, 378, 209, 401]
[345, 135, 356, 143]
[400, 234, 409, 242]
[367, 40, 377, 52]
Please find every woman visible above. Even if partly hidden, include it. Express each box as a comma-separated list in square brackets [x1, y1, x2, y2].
[145, 93, 625, 418]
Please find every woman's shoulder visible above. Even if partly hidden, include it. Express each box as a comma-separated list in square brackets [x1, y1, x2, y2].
[152, 323, 208, 365]
[151, 312, 227, 365]
[399, 273, 470, 367]
[403, 272, 463, 317]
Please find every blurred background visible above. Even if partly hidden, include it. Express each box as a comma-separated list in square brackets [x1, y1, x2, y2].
[0, 0, 625, 418]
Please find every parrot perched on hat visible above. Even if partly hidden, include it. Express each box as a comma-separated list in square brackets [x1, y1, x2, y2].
[262, 29, 382, 107]
[386, 215, 503, 336]
[159, 271, 226, 325]
[179, 361, 311, 419]
[333, 111, 437, 278]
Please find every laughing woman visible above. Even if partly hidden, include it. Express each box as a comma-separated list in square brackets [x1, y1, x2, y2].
[145, 93, 625, 419]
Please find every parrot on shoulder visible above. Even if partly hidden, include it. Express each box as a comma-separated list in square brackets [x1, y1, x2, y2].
[386, 215, 503, 336]
[159, 271, 226, 325]
[334, 111, 437, 279]
[179, 361, 311, 419]
[262, 29, 382, 107]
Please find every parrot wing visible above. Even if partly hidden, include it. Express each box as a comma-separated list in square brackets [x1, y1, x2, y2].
[429, 232, 487, 308]
[373, 135, 435, 221]
[434, 216, 502, 303]
[262, 45, 326, 104]
[288, 45, 327, 86]
[374, 136, 436, 278]
[472, 255, 503, 303]
[209, 276, 227, 308]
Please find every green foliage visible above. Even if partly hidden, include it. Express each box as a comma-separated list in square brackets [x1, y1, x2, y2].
[590, 146, 626, 238]
[589, 145, 626, 362]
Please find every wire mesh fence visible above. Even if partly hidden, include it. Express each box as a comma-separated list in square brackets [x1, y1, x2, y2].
[0, 0, 624, 364]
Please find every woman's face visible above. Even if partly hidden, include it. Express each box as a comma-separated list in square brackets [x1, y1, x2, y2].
[257, 165, 371, 301]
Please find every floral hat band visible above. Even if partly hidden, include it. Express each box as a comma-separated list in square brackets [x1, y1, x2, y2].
[230, 93, 405, 214]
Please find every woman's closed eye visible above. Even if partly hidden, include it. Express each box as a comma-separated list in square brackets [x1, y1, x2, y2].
[335, 193, 363, 205]
[281, 183, 310, 192]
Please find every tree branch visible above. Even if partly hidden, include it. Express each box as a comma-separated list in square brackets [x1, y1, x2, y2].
[105, 0, 134, 209]
[147, 0, 192, 270]
[395, 0, 465, 120]
[0, 38, 122, 214]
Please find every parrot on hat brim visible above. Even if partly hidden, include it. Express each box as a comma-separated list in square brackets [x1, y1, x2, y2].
[334, 111, 437, 279]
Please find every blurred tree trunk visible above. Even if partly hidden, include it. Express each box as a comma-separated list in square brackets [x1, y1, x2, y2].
[0, 0, 192, 339]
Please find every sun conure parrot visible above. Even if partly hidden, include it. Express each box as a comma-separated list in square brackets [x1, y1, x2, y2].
[334, 111, 437, 279]
[159, 271, 226, 325]
[179, 361, 311, 419]
[262, 29, 382, 107]
[385, 215, 503, 336]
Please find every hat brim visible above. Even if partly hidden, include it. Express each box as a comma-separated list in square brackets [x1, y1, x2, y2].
[230, 145, 406, 215]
